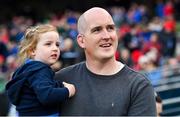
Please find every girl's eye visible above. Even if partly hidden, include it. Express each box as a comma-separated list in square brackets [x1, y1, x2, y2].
[45, 43, 51, 46]
[56, 43, 60, 47]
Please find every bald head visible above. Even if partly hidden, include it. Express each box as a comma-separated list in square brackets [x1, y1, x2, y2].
[77, 7, 113, 34]
[77, 13, 87, 34]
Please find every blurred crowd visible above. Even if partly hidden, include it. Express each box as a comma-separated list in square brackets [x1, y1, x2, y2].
[0, 0, 180, 87]
[1, 0, 180, 116]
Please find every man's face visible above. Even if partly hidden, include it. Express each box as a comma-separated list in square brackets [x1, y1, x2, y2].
[80, 10, 118, 61]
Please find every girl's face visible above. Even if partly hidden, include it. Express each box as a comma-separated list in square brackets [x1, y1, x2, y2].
[31, 31, 60, 65]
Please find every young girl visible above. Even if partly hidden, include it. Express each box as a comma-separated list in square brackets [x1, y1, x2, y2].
[6, 24, 76, 116]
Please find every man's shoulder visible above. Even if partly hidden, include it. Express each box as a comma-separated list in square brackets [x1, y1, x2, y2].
[60, 61, 85, 72]
[55, 62, 85, 79]
[123, 65, 151, 84]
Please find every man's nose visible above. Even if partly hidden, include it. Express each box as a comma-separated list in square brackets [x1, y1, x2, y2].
[101, 30, 110, 39]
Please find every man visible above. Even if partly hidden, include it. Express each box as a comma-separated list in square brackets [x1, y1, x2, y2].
[55, 7, 156, 116]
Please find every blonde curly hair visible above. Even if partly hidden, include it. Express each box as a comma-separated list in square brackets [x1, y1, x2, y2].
[18, 24, 58, 64]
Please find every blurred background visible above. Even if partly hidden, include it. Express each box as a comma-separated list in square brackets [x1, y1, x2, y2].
[1, 0, 180, 116]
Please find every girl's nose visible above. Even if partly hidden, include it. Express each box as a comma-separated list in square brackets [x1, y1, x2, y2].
[52, 44, 59, 51]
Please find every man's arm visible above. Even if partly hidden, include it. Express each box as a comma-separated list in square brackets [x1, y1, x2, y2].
[128, 76, 157, 116]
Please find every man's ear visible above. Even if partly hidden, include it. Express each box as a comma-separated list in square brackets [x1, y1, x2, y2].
[77, 34, 85, 48]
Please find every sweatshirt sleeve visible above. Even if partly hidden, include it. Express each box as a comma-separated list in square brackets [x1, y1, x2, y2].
[28, 67, 69, 106]
[128, 74, 157, 116]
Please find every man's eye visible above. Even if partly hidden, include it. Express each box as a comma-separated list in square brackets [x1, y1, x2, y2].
[94, 29, 100, 32]
[92, 27, 101, 33]
[107, 26, 115, 31]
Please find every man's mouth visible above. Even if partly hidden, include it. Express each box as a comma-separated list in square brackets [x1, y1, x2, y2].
[100, 43, 112, 48]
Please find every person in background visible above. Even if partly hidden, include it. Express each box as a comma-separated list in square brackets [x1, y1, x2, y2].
[55, 7, 156, 116]
[6, 24, 75, 116]
[155, 92, 163, 116]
